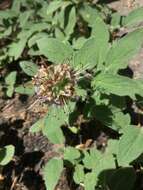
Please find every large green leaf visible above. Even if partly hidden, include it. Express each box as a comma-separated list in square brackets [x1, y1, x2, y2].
[0, 145, 15, 166]
[117, 126, 143, 166]
[105, 28, 143, 73]
[73, 36, 108, 70]
[92, 73, 143, 99]
[43, 158, 63, 190]
[91, 16, 109, 69]
[37, 37, 73, 63]
[123, 7, 143, 27]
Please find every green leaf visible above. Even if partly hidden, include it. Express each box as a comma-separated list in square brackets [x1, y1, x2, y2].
[5, 71, 17, 97]
[123, 7, 143, 27]
[0, 27, 12, 39]
[73, 38, 101, 70]
[84, 172, 97, 190]
[91, 16, 109, 69]
[72, 37, 87, 49]
[15, 84, 34, 95]
[79, 4, 100, 26]
[5, 71, 17, 86]
[73, 164, 84, 184]
[64, 6, 76, 39]
[28, 32, 49, 47]
[37, 37, 73, 63]
[0, 10, 17, 19]
[111, 13, 121, 29]
[92, 73, 143, 99]
[19, 61, 38, 76]
[8, 38, 27, 60]
[91, 16, 109, 43]
[30, 118, 45, 133]
[19, 10, 33, 28]
[83, 148, 115, 175]
[111, 112, 131, 131]
[64, 146, 81, 163]
[0, 145, 15, 166]
[42, 107, 66, 144]
[43, 158, 63, 190]
[117, 126, 143, 166]
[105, 28, 143, 73]
[47, 0, 63, 15]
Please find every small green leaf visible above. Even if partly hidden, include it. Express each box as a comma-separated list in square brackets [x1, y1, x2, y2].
[19, 10, 33, 28]
[111, 13, 121, 29]
[79, 4, 100, 26]
[19, 61, 38, 76]
[5, 71, 17, 86]
[47, 1, 63, 15]
[123, 7, 143, 27]
[64, 146, 81, 163]
[91, 16, 109, 43]
[8, 39, 27, 60]
[30, 118, 45, 133]
[28, 32, 49, 47]
[43, 158, 63, 190]
[0, 145, 15, 166]
[64, 6, 76, 39]
[73, 164, 85, 184]
[5, 71, 17, 97]
[84, 172, 97, 190]
[37, 37, 73, 63]
[15, 85, 34, 95]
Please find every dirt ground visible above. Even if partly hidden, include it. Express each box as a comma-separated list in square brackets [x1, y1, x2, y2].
[1, 0, 143, 190]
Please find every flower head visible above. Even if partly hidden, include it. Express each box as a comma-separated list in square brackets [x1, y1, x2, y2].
[32, 64, 76, 105]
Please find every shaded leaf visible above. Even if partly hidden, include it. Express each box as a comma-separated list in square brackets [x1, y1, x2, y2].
[0, 145, 15, 166]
